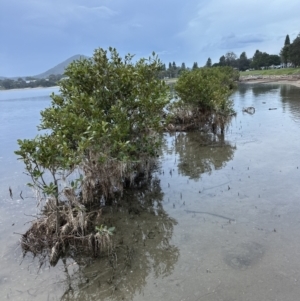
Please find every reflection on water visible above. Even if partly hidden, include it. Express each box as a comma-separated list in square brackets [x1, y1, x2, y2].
[237, 83, 300, 125]
[58, 131, 236, 299]
[251, 83, 280, 97]
[280, 84, 300, 124]
[237, 83, 250, 98]
[59, 178, 179, 301]
[173, 132, 235, 180]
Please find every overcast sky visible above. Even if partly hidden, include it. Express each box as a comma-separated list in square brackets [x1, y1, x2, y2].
[1, 0, 299, 77]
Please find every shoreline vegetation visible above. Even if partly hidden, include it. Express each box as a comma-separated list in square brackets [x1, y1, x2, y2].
[0, 74, 64, 91]
[15, 48, 238, 267]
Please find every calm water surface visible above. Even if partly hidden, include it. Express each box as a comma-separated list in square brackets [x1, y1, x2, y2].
[0, 84, 299, 301]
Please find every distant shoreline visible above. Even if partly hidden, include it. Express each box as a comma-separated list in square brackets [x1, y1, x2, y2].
[0, 86, 59, 92]
[239, 74, 300, 88]
[2, 78, 300, 92]
[239, 78, 300, 88]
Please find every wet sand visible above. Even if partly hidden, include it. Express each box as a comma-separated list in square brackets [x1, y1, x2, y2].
[165, 75, 300, 88]
[239, 77, 300, 88]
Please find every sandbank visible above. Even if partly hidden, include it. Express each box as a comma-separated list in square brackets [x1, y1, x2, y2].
[239, 75, 300, 88]
[240, 79, 300, 88]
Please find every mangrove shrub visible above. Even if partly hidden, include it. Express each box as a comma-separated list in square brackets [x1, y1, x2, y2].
[15, 48, 169, 264]
[168, 67, 237, 133]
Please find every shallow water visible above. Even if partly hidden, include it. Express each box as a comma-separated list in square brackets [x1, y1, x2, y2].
[0, 84, 300, 301]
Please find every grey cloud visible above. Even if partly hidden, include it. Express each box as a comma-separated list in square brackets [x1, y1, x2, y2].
[219, 34, 267, 49]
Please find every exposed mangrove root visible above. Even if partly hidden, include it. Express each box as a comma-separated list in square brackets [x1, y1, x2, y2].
[166, 106, 236, 134]
[21, 204, 109, 266]
[20, 164, 157, 267]
[79, 151, 157, 203]
[21, 205, 117, 266]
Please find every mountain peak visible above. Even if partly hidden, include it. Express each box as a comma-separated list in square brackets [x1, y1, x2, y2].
[33, 54, 89, 79]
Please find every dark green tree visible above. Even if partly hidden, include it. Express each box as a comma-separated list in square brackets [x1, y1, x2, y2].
[238, 52, 250, 71]
[192, 62, 198, 70]
[225, 52, 237, 67]
[251, 50, 267, 69]
[281, 34, 291, 66]
[289, 34, 300, 67]
[205, 58, 212, 67]
[268, 54, 281, 66]
[285, 35, 291, 46]
[219, 55, 226, 66]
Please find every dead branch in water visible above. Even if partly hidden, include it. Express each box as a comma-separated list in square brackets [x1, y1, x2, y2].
[242, 107, 255, 115]
[9, 186, 13, 199]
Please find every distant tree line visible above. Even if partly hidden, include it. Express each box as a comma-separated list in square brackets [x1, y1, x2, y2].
[157, 60, 214, 79]
[157, 62, 187, 79]
[158, 32, 300, 76]
[156, 51, 281, 78]
[209, 51, 281, 71]
[158, 47, 286, 79]
[0, 74, 64, 90]
[207, 33, 300, 71]
[280, 33, 300, 67]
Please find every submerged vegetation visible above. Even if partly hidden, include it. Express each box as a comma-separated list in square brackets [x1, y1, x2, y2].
[15, 47, 237, 266]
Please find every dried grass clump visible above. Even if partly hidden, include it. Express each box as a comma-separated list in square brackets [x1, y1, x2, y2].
[21, 192, 111, 266]
[166, 104, 235, 134]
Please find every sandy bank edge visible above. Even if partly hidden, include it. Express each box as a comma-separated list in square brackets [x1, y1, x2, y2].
[239, 79, 300, 88]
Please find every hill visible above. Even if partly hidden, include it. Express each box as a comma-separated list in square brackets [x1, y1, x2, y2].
[34, 54, 89, 78]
